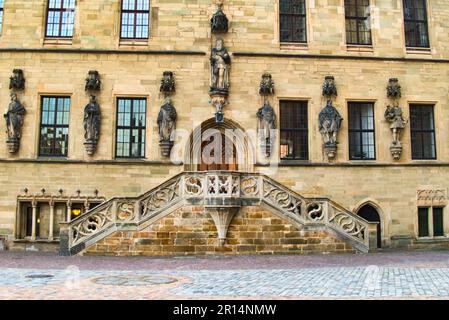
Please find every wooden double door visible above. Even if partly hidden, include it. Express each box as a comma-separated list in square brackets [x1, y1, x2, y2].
[198, 132, 238, 171]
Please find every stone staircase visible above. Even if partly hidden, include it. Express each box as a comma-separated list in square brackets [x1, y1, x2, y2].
[59, 171, 378, 256]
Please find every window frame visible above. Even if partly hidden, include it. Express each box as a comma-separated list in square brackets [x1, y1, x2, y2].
[344, 0, 372, 46]
[410, 104, 436, 160]
[45, 0, 76, 39]
[348, 102, 376, 161]
[115, 97, 147, 159]
[38, 96, 71, 158]
[120, 0, 150, 40]
[279, 0, 308, 44]
[418, 207, 446, 238]
[279, 100, 309, 161]
[402, 0, 430, 48]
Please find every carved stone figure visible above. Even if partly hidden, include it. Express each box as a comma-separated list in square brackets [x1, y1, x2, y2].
[259, 73, 275, 96]
[157, 97, 177, 157]
[387, 78, 401, 99]
[160, 71, 176, 96]
[211, 5, 229, 34]
[384, 78, 407, 160]
[210, 38, 231, 93]
[85, 70, 101, 91]
[318, 100, 343, 159]
[83, 95, 101, 155]
[257, 101, 276, 157]
[4, 93, 26, 153]
[322, 75, 337, 98]
[9, 69, 25, 91]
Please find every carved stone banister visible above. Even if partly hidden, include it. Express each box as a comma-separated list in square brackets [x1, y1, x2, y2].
[60, 171, 377, 255]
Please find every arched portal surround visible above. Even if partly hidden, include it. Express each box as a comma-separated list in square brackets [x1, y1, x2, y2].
[354, 200, 387, 248]
[184, 118, 255, 172]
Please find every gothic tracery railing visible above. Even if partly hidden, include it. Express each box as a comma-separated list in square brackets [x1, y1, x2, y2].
[61, 171, 375, 255]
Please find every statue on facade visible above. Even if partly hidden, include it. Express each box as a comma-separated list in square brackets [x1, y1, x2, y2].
[211, 4, 229, 34]
[257, 101, 276, 157]
[9, 69, 25, 91]
[259, 73, 275, 96]
[160, 71, 176, 95]
[4, 93, 26, 153]
[157, 98, 177, 157]
[319, 76, 341, 159]
[385, 78, 407, 160]
[319, 100, 343, 159]
[210, 38, 231, 93]
[85, 70, 101, 92]
[83, 95, 101, 155]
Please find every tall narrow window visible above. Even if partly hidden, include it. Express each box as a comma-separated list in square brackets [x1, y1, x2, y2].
[39, 97, 70, 157]
[418, 208, 429, 237]
[403, 0, 429, 48]
[410, 104, 436, 160]
[280, 101, 308, 160]
[45, 0, 76, 38]
[0, 0, 4, 34]
[345, 0, 372, 45]
[348, 102, 376, 160]
[279, 0, 307, 43]
[116, 98, 147, 158]
[120, 0, 150, 39]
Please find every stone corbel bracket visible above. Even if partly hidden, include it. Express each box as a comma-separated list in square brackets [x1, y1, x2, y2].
[205, 206, 240, 246]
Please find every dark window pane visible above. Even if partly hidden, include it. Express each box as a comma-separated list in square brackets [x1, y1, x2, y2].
[45, 0, 75, 38]
[280, 101, 308, 160]
[39, 96, 70, 157]
[279, 0, 307, 43]
[121, 0, 150, 39]
[433, 208, 444, 237]
[410, 105, 436, 160]
[418, 208, 429, 237]
[116, 98, 146, 158]
[403, 0, 429, 48]
[344, 0, 372, 45]
[348, 102, 376, 160]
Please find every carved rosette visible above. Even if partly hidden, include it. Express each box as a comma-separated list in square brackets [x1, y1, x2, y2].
[384, 78, 407, 160]
[319, 76, 342, 160]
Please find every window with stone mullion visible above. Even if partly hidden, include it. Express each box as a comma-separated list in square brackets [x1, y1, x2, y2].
[120, 0, 150, 39]
[344, 0, 372, 45]
[45, 0, 76, 38]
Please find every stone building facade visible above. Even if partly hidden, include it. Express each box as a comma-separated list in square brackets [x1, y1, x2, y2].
[0, 0, 449, 255]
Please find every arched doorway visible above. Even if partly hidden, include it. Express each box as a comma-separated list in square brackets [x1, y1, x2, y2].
[198, 131, 238, 171]
[185, 118, 254, 172]
[357, 204, 382, 248]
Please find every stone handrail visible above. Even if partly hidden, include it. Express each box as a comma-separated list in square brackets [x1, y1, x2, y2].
[60, 171, 376, 255]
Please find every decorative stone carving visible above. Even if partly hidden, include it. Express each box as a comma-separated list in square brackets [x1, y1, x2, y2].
[319, 100, 343, 159]
[210, 2, 229, 34]
[85, 70, 101, 91]
[385, 78, 407, 160]
[306, 202, 324, 221]
[157, 97, 177, 157]
[322, 75, 337, 98]
[417, 189, 448, 207]
[387, 78, 401, 99]
[210, 38, 231, 93]
[141, 178, 181, 217]
[259, 73, 275, 96]
[206, 206, 240, 246]
[4, 93, 26, 153]
[9, 69, 25, 91]
[117, 201, 135, 221]
[160, 71, 176, 96]
[257, 101, 276, 157]
[83, 95, 101, 155]
[72, 203, 113, 245]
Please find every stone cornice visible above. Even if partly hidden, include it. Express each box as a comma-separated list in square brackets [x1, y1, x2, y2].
[0, 48, 206, 56]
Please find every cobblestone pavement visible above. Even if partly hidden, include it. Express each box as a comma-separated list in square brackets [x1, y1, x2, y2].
[1, 251, 449, 299]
